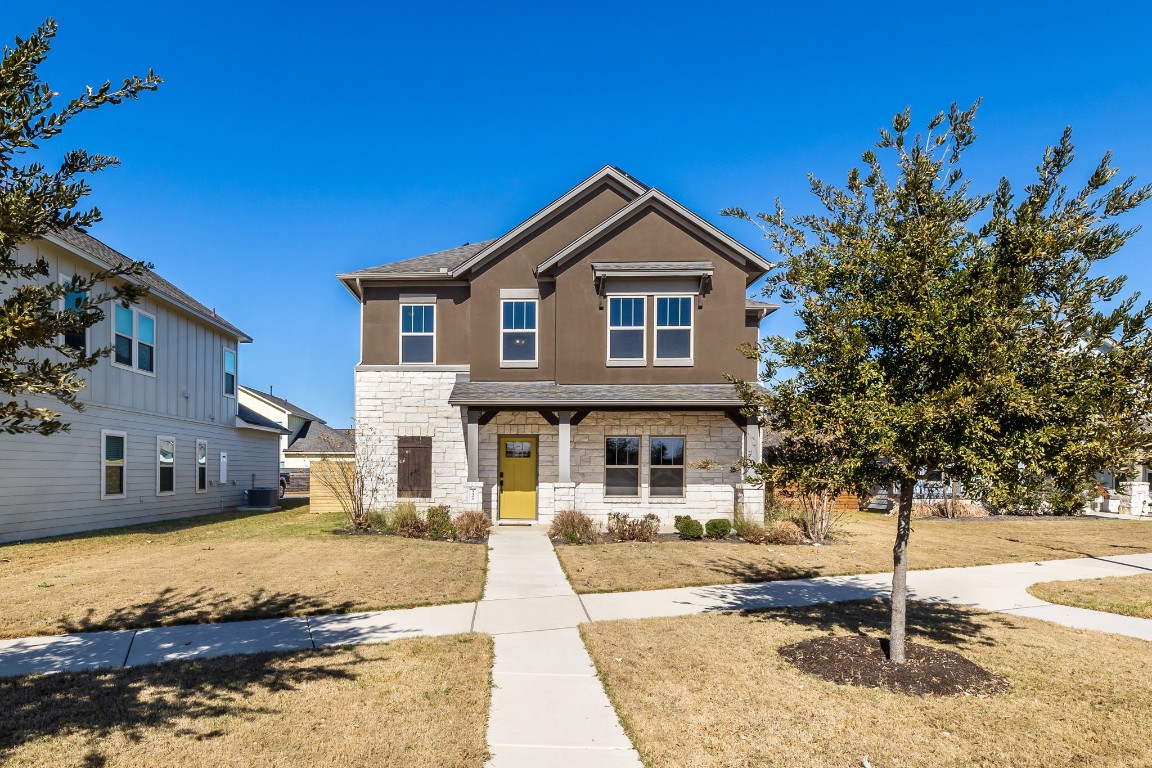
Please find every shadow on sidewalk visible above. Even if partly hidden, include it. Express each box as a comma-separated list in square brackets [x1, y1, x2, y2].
[0, 645, 360, 764]
[57, 586, 360, 635]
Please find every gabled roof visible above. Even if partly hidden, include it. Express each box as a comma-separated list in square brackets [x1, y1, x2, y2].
[447, 165, 647, 278]
[284, 421, 354, 454]
[236, 403, 291, 433]
[238, 385, 325, 423]
[535, 188, 773, 282]
[339, 239, 496, 281]
[44, 228, 251, 342]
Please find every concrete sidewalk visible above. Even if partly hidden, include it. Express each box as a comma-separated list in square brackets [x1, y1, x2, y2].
[481, 525, 643, 768]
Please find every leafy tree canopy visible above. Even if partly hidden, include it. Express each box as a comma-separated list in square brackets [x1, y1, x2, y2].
[727, 101, 1152, 661]
[1, 18, 161, 435]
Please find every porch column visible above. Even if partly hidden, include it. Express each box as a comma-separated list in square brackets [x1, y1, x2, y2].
[557, 410, 572, 483]
[744, 416, 762, 463]
[739, 415, 765, 520]
[466, 409, 479, 482]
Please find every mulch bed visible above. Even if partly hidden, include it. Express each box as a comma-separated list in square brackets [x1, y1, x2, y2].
[778, 635, 1009, 696]
[330, 529, 488, 544]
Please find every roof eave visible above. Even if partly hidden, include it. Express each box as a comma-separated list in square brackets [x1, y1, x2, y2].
[42, 231, 254, 343]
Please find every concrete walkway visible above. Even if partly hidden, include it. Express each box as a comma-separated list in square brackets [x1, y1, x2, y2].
[479, 525, 643, 768]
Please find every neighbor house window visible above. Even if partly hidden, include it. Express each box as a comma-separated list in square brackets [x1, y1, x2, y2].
[501, 300, 537, 366]
[196, 439, 208, 493]
[650, 436, 686, 496]
[113, 305, 155, 373]
[223, 348, 237, 396]
[655, 296, 693, 363]
[608, 297, 645, 363]
[157, 436, 175, 495]
[102, 430, 127, 499]
[400, 304, 435, 364]
[61, 278, 87, 352]
[605, 436, 640, 496]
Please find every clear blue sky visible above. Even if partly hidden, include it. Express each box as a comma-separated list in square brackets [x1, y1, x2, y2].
[4, 3, 1151, 427]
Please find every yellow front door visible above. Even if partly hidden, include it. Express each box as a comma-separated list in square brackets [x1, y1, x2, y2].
[498, 436, 538, 519]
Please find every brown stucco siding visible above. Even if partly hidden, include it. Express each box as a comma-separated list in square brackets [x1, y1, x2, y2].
[467, 183, 631, 381]
[361, 285, 470, 365]
[552, 208, 760, 384]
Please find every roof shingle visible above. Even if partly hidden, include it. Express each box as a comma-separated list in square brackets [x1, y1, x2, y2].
[448, 381, 753, 408]
[342, 239, 496, 278]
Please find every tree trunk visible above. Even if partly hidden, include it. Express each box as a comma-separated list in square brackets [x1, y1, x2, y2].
[888, 477, 915, 663]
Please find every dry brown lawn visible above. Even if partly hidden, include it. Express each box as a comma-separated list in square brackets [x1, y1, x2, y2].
[0, 502, 486, 638]
[557, 511, 1152, 593]
[1029, 572, 1152, 618]
[581, 601, 1152, 768]
[0, 634, 492, 768]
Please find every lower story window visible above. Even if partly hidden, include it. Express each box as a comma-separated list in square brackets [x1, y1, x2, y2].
[605, 436, 640, 496]
[196, 439, 208, 492]
[650, 436, 686, 496]
[157, 436, 175, 495]
[398, 436, 432, 498]
[102, 430, 126, 499]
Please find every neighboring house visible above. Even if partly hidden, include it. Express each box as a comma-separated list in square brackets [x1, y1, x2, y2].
[283, 423, 355, 514]
[340, 166, 778, 525]
[237, 385, 327, 472]
[0, 229, 283, 543]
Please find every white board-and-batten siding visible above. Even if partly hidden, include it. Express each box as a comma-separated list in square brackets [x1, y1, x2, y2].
[0, 239, 280, 542]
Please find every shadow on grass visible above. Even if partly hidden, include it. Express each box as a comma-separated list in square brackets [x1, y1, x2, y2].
[57, 586, 360, 634]
[740, 598, 1013, 649]
[0, 645, 359, 764]
[700, 555, 824, 584]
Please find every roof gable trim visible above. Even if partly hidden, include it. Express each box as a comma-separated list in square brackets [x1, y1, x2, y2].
[448, 165, 646, 278]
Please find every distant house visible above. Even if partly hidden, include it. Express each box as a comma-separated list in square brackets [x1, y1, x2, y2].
[340, 166, 777, 526]
[237, 386, 326, 471]
[284, 423, 355, 513]
[0, 229, 283, 543]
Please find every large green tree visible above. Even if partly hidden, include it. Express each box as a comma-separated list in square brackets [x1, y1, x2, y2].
[1, 18, 161, 435]
[727, 102, 1152, 663]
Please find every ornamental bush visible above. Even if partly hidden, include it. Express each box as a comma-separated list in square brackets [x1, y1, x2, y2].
[677, 517, 704, 540]
[705, 518, 732, 539]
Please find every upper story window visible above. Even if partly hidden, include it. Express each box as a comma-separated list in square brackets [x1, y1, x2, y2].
[60, 278, 87, 352]
[113, 304, 155, 374]
[501, 299, 537, 367]
[608, 296, 645, 364]
[655, 296, 693, 364]
[401, 304, 435, 364]
[223, 348, 237, 397]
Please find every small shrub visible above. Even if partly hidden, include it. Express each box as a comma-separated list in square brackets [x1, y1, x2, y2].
[765, 519, 805, 545]
[607, 512, 661, 542]
[453, 509, 492, 540]
[734, 515, 768, 544]
[674, 514, 692, 531]
[549, 509, 601, 544]
[677, 517, 704, 540]
[705, 518, 732, 539]
[425, 504, 455, 541]
[367, 508, 396, 534]
[393, 503, 426, 538]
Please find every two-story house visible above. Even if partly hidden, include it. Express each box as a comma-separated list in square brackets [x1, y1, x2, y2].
[0, 228, 283, 543]
[340, 167, 777, 525]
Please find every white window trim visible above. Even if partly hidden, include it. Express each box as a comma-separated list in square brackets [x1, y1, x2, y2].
[606, 295, 647, 366]
[110, 305, 157, 377]
[649, 435, 687, 498]
[399, 303, 437, 365]
[604, 435, 642, 498]
[156, 435, 176, 496]
[500, 298, 539, 368]
[195, 438, 208, 493]
[653, 294, 694, 367]
[223, 347, 237, 398]
[101, 429, 127, 500]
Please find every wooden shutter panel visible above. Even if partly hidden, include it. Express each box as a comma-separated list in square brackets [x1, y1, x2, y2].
[397, 436, 432, 498]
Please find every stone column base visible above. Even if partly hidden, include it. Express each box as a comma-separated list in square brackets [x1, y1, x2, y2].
[552, 482, 576, 515]
[463, 481, 485, 512]
[738, 484, 765, 522]
[1120, 481, 1150, 516]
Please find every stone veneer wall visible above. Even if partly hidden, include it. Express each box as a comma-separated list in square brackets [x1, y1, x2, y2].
[479, 410, 745, 525]
[354, 368, 470, 510]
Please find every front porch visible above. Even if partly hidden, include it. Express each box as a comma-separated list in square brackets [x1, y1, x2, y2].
[451, 382, 765, 526]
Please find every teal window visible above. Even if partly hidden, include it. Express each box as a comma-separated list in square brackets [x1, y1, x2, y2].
[223, 348, 237, 396]
[113, 305, 155, 373]
[62, 282, 87, 351]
